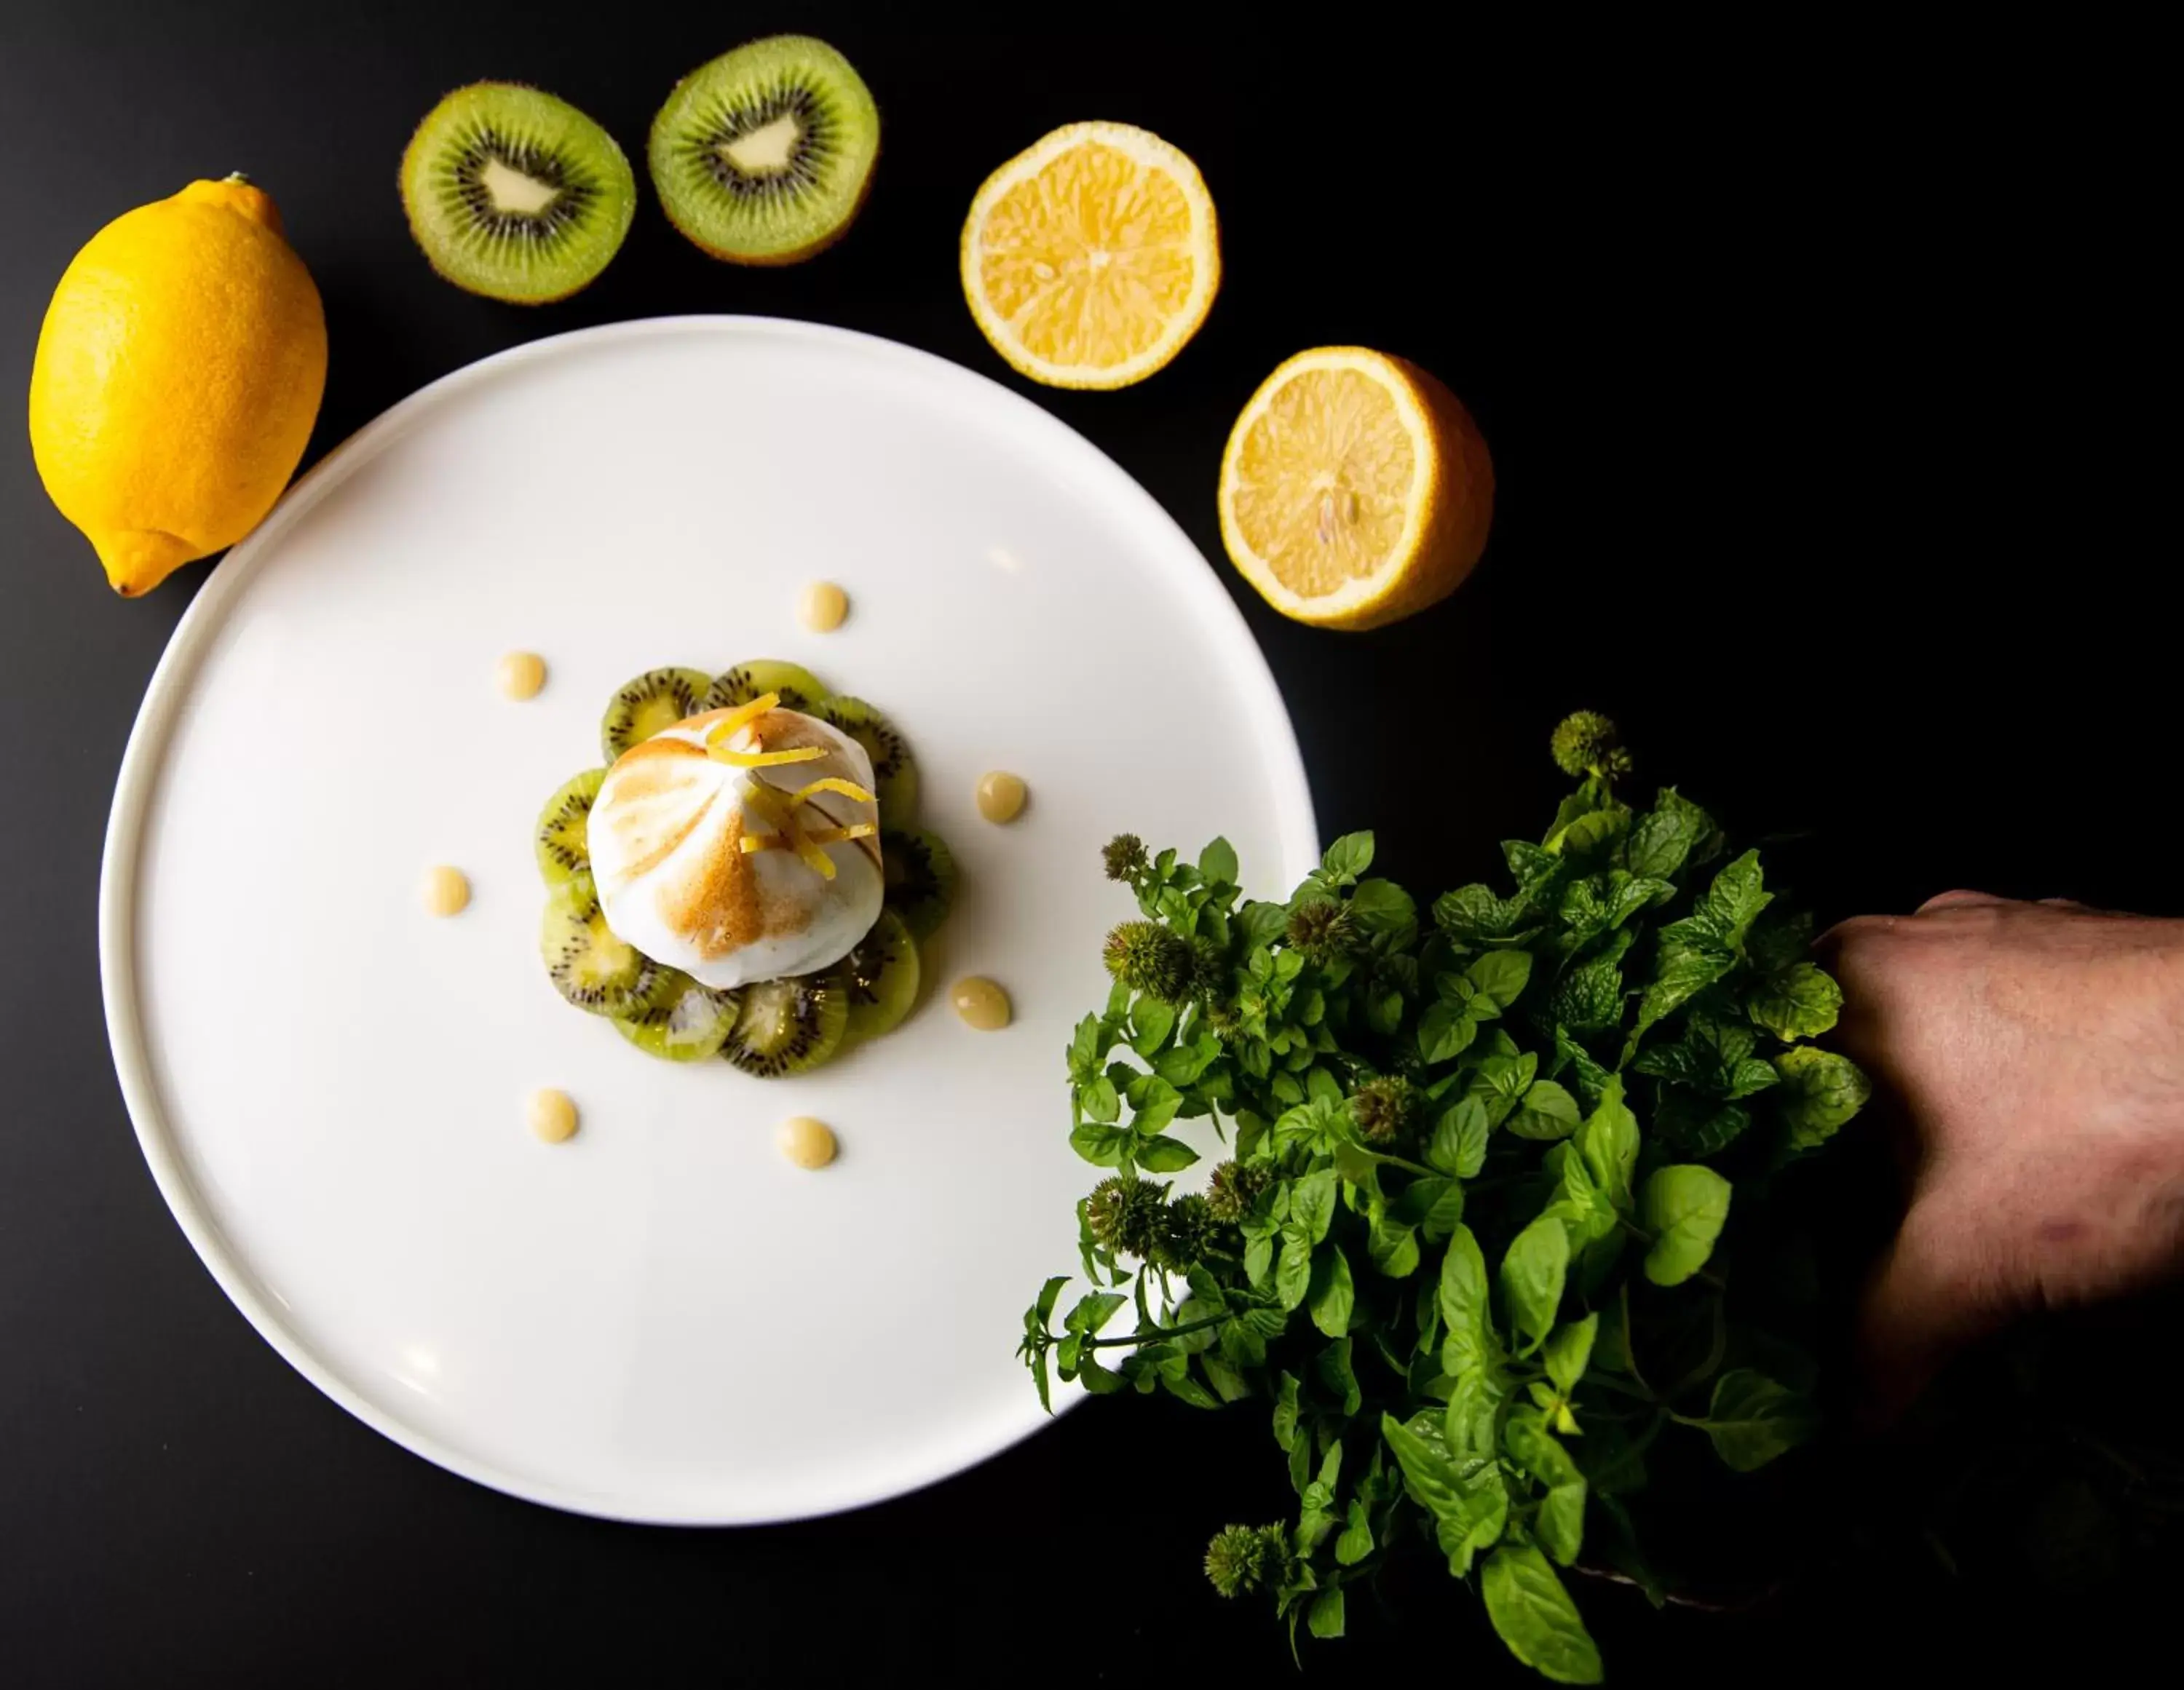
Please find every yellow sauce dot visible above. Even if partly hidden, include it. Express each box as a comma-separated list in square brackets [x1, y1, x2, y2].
[976, 770, 1028, 824]
[799, 581, 850, 632]
[527, 1089, 578, 1143]
[421, 865, 470, 916]
[497, 651, 547, 699]
[951, 976, 1013, 1031]
[779, 1115, 838, 1169]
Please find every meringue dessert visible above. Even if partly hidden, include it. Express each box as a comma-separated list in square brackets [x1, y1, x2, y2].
[589, 697, 883, 988]
[534, 662, 955, 1078]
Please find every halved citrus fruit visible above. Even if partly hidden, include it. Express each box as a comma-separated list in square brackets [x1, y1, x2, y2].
[1217, 347, 1494, 630]
[960, 121, 1219, 390]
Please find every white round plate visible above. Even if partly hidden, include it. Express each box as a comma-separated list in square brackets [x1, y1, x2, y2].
[100, 318, 1318, 1523]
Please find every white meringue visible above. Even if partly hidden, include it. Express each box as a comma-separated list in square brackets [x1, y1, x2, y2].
[587, 706, 883, 990]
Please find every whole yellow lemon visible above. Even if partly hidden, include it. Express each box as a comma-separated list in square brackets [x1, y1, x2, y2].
[28, 175, 327, 598]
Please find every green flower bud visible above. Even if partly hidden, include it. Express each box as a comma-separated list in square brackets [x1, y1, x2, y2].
[1101, 833, 1150, 882]
[1205, 1159, 1271, 1223]
[1350, 1074, 1420, 1145]
[1189, 934, 1230, 999]
[1083, 1175, 1168, 1260]
[1201, 997, 1244, 1044]
[1551, 710, 1634, 779]
[1153, 1194, 1223, 1271]
[1286, 898, 1360, 963]
[1204, 1523, 1291, 1599]
[1104, 919, 1194, 1001]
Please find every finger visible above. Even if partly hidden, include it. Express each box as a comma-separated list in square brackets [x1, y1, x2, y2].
[2038, 896, 2100, 913]
[1856, 1194, 2008, 1429]
[1916, 889, 2011, 914]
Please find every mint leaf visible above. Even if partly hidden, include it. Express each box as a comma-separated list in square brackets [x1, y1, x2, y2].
[1624, 940, 1735, 1058]
[1639, 1165, 1732, 1285]
[1548, 958, 1624, 1034]
[1624, 788, 1714, 883]
[1774, 1046, 1872, 1149]
[1481, 1544, 1604, 1685]
[1661, 849, 1772, 956]
[1433, 883, 1539, 943]
[1653, 1093, 1752, 1157]
[1748, 961, 1844, 1040]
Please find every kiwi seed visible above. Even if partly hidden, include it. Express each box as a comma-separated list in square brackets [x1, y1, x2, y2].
[600, 667, 713, 763]
[399, 83, 636, 304]
[648, 36, 881, 266]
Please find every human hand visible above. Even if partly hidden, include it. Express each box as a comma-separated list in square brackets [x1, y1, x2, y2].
[1821, 892, 2184, 1419]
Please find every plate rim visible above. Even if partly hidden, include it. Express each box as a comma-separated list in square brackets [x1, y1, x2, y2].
[98, 314, 1319, 1524]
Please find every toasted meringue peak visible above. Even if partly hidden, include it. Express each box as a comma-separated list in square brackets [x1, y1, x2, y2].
[587, 707, 883, 989]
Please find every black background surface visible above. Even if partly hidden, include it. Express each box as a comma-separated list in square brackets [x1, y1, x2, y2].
[0, 8, 2164, 1686]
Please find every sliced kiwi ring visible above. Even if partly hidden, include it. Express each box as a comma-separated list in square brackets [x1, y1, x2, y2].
[615, 972, 744, 1062]
[721, 973, 849, 1077]
[400, 83, 636, 304]
[815, 695, 917, 823]
[881, 828, 957, 940]
[600, 666, 713, 763]
[540, 877, 672, 1017]
[834, 908, 922, 1044]
[536, 768, 608, 886]
[703, 659, 830, 716]
[649, 35, 881, 266]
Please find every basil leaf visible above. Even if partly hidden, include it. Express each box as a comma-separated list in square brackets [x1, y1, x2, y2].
[1289, 1168, 1338, 1244]
[1380, 1413, 1508, 1577]
[1350, 877, 1418, 942]
[1321, 831, 1374, 884]
[1500, 1215, 1570, 1354]
[1128, 996, 1177, 1056]
[1068, 1119, 1131, 1165]
[1271, 1370, 1301, 1451]
[1335, 1499, 1374, 1566]
[1306, 1587, 1345, 1640]
[1506, 1078, 1581, 1141]
[1275, 1231, 1313, 1309]
[1503, 1406, 1588, 1566]
[1198, 836, 1238, 884]
[1481, 1544, 1604, 1685]
[1367, 1211, 1423, 1278]
[1392, 1174, 1466, 1239]
[1307, 1244, 1356, 1338]
[1428, 1094, 1490, 1179]
[1639, 1165, 1733, 1285]
[1418, 1000, 1479, 1064]
[1465, 948, 1533, 1009]
[1544, 1312, 1599, 1395]
[1133, 1135, 1199, 1173]
[1697, 1368, 1819, 1471]
[1573, 1076, 1639, 1213]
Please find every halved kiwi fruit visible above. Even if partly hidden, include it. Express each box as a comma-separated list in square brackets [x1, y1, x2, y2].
[536, 769, 607, 886]
[400, 83, 636, 304]
[834, 909, 921, 1043]
[702, 659, 828, 715]
[600, 667, 712, 763]
[881, 828, 957, 940]
[541, 878, 670, 1017]
[648, 36, 880, 266]
[615, 972, 743, 1062]
[815, 696, 917, 822]
[721, 974, 847, 1076]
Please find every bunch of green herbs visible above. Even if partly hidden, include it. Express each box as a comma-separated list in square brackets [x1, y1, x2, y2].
[1018, 714, 1871, 1682]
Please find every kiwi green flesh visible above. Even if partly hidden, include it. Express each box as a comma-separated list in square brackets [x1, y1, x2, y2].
[722, 975, 847, 1076]
[600, 666, 713, 762]
[615, 974, 743, 1062]
[648, 35, 879, 263]
[835, 909, 920, 1043]
[536, 768, 607, 886]
[815, 696, 917, 822]
[882, 828, 956, 940]
[541, 881, 668, 1017]
[703, 659, 829, 715]
[400, 83, 636, 304]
